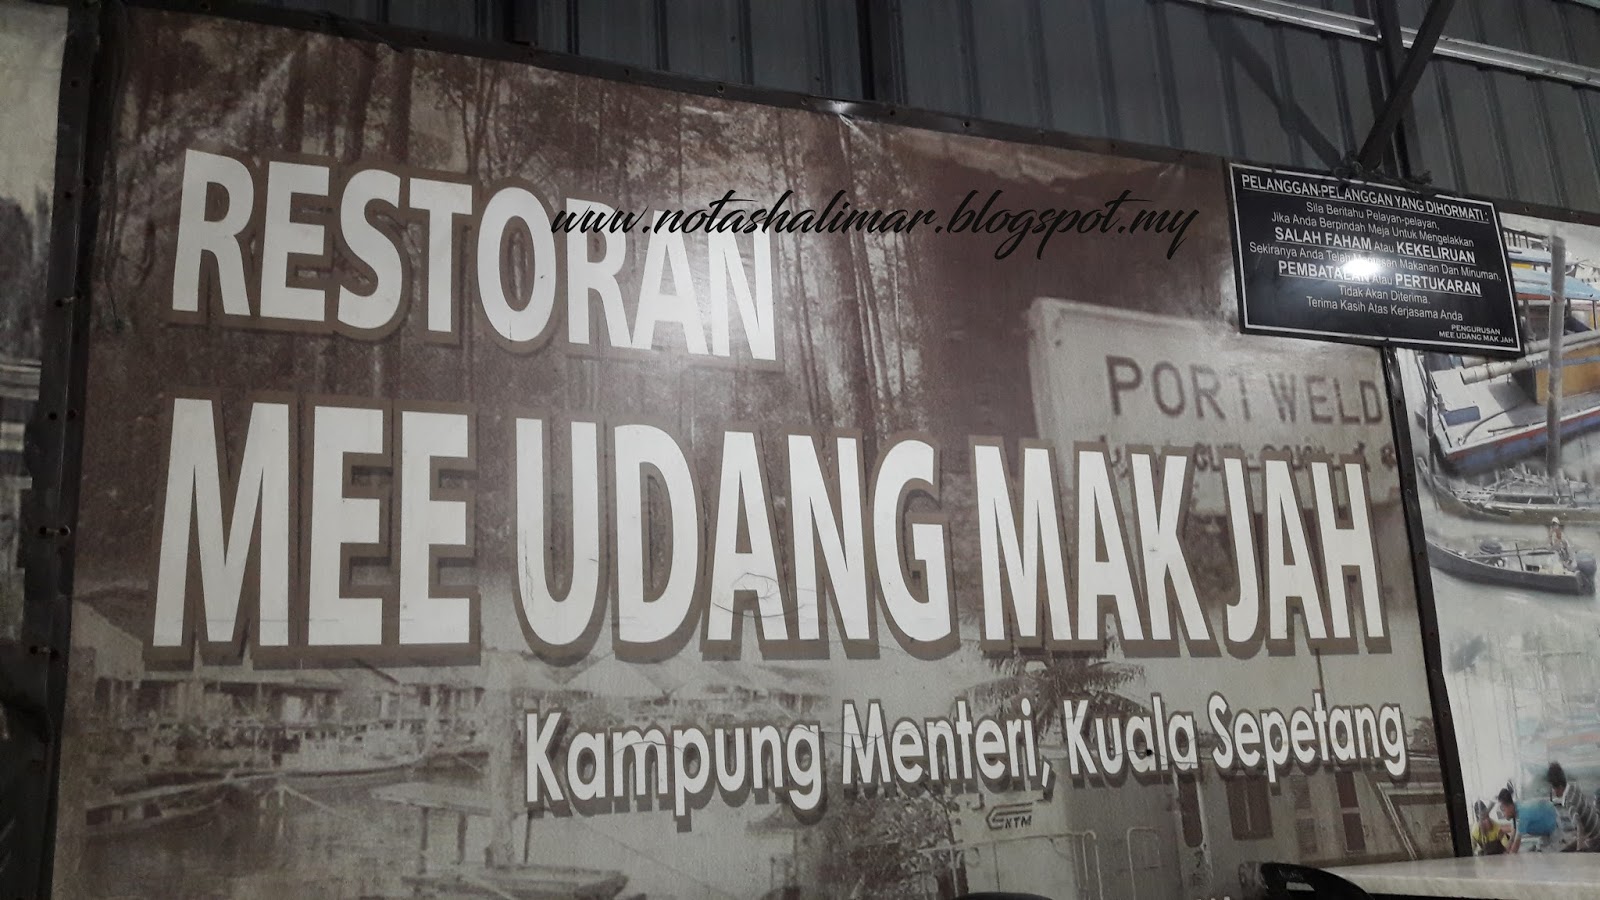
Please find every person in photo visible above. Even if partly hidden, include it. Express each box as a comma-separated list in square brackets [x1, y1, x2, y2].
[1471, 800, 1511, 855]
[1547, 763, 1600, 852]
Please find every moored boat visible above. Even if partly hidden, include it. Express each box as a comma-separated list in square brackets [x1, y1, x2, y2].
[1415, 353, 1600, 476]
[1425, 462, 1600, 522]
[85, 777, 246, 838]
[239, 722, 426, 789]
[274, 755, 422, 790]
[1411, 252, 1600, 474]
[1426, 537, 1596, 595]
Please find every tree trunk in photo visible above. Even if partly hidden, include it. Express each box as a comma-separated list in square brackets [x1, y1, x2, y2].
[282, 44, 308, 153]
[386, 52, 413, 163]
[343, 46, 378, 161]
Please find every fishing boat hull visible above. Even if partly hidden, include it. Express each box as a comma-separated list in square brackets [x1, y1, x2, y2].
[282, 764, 415, 790]
[1423, 465, 1600, 522]
[1425, 540, 1594, 595]
[1413, 352, 1600, 475]
[85, 780, 242, 839]
[1433, 401, 1600, 476]
[246, 757, 421, 791]
[421, 746, 489, 773]
[1454, 496, 1600, 523]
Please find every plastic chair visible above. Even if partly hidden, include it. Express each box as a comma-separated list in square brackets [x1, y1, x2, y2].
[1260, 862, 1373, 899]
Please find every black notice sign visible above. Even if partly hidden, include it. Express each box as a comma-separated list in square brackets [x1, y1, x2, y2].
[1229, 164, 1519, 355]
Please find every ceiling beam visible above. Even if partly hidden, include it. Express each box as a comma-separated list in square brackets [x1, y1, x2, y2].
[1357, 0, 1455, 172]
[1170, 0, 1600, 91]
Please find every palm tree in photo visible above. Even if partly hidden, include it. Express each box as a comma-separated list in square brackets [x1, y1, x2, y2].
[977, 642, 1146, 745]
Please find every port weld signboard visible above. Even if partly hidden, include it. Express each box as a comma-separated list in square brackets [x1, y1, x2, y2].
[1230, 163, 1520, 356]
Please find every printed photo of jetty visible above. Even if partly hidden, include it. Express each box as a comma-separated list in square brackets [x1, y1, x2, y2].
[1401, 212, 1600, 852]
[57, 579, 847, 899]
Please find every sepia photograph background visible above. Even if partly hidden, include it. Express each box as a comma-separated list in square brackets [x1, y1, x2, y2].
[54, 8, 1449, 899]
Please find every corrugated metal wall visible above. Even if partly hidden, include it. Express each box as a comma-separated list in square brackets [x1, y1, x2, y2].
[251, 0, 1600, 213]
[1403, 0, 1600, 209]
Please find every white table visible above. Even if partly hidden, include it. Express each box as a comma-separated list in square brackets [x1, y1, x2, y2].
[1324, 854, 1600, 899]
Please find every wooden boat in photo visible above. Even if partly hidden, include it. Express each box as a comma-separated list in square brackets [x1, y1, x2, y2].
[1411, 243, 1600, 514]
[1425, 537, 1597, 595]
[249, 723, 426, 789]
[84, 778, 241, 838]
[1426, 462, 1600, 522]
[221, 750, 424, 791]
[1414, 352, 1600, 476]
[274, 756, 422, 790]
[420, 744, 489, 774]
[1410, 258, 1600, 475]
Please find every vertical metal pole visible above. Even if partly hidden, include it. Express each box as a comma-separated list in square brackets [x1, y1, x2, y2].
[31, 2, 105, 895]
[1367, 0, 1472, 863]
[1381, 351, 1474, 858]
[1547, 236, 1568, 485]
[523, 811, 533, 864]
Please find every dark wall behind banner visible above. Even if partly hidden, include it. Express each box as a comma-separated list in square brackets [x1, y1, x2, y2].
[0, 0, 65, 895]
[246, 0, 1600, 214]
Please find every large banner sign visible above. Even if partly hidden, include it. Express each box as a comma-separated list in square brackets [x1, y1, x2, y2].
[55, 9, 1449, 899]
[1400, 211, 1600, 856]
